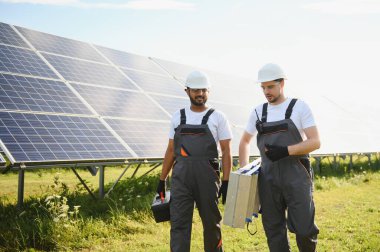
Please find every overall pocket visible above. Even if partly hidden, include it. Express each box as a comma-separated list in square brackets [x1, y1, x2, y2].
[208, 159, 221, 179]
[298, 158, 313, 183]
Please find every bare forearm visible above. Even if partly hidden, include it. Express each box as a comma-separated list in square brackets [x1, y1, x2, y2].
[239, 144, 250, 167]
[159, 148, 175, 180]
[221, 152, 232, 181]
[288, 138, 320, 155]
[219, 139, 232, 181]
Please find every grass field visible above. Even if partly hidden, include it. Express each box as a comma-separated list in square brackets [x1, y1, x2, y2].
[0, 162, 379, 251]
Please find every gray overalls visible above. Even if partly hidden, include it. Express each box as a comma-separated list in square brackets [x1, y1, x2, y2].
[257, 99, 319, 252]
[170, 108, 223, 252]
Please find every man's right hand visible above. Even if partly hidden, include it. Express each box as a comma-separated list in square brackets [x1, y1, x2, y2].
[156, 179, 166, 198]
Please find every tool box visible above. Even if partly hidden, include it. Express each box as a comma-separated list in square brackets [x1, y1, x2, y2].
[151, 191, 171, 223]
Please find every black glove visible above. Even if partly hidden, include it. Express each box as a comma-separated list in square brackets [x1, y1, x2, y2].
[218, 180, 229, 204]
[265, 144, 289, 162]
[156, 179, 166, 198]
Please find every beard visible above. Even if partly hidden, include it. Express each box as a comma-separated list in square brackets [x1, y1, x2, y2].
[266, 93, 281, 104]
[190, 95, 207, 106]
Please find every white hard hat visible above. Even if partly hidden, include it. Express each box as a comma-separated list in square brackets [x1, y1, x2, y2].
[257, 63, 287, 83]
[185, 71, 211, 89]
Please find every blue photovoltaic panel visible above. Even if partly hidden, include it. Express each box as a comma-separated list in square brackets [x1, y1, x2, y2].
[0, 44, 57, 79]
[150, 94, 189, 115]
[123, 69, 185, 97]
[71, 83, 170, 119]
[17, 26, 107, 63]
[43, 53, 138, 90]
[0, 111, 133, 163]
[105, 118, 169, 158]
[0, 73, 92, 115]
[96, 46, 166, 74]
[0, 22, 29, 48]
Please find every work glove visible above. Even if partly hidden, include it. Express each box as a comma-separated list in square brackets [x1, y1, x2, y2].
[156, 179, 166, 199]
[265, 144, 289, 162]
[218, 180, 229, 204]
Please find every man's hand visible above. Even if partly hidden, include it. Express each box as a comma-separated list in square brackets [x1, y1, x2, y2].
[156, 179, 166, 198]
[218, 180, 229, 204]
[265, 144, 289, 162]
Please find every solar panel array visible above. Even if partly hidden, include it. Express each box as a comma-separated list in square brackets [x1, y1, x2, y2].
[0, 22, 259, 167]
[1, 22, 377, 167]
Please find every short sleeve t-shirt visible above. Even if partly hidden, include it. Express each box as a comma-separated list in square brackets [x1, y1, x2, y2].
[169, 107, 233, 144]
[245, 98, 316, 140]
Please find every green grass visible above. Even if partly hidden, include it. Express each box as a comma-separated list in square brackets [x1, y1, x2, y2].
[0, 163, 379, 251]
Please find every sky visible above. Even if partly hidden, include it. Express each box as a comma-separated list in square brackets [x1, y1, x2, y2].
[0, 0, 380, 153]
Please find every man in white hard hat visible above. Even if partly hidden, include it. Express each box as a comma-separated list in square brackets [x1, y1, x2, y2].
[157, 70, 232, 252]
[239, 63, 320, 251]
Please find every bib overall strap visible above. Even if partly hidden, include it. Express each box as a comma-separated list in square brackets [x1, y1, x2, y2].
[180, 109, 186, 125]
[201, 108, 215, 124]
[261, 103, 268, 123]
[285, 99, 298, 119]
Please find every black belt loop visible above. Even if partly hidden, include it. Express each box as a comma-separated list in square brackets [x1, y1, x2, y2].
[201, 108, 215, 124]
[285, 99, 297, 119]
[180, 108, 186, 125]
[261, 103, 268, 123]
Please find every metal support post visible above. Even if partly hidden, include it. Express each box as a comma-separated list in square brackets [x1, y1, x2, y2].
[99, 166, 105, 199]
[313, 157, 321, 175]
[131, 162, 142, 178]
[105, 163, 132, 197]
[17, 168, 25, 208]
[141, 163, 161, 178]
[71, 167, 96, 200]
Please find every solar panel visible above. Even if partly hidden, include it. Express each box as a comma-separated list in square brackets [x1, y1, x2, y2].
[71, 83, 170, 119]
[0, 22, 29, 48]
[0, 44, 58, 79]
[0, 73, 93, 115]
[105, 118, 170, 158]
[96, 45, 166, 75]
[0, 111, 133, 163]
[230, 126, 259, 156]
[42, 53, 138, 90]
[149, 94, 189, 115]
[123, 69, 185, 97]
[152, 57, 195, 81]
[208, 101, 251, 127]
[1, 21, 378, 166]
[206, 71, 264, 107]
[16, 26, 107, 63]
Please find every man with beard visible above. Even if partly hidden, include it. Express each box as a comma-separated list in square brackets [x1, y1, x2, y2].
[239, 63, 320, 252]
[156, 70, 232, 252]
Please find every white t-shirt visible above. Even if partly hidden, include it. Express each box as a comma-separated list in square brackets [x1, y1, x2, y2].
[169, 107, 233, 144]
[245, 98, 316, 140]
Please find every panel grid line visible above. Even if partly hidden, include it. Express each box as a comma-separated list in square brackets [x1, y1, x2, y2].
[0, 111, 134, 163]
[11, 26, 138, 159]
[16, 26, 107, 63]
[91, 44, 172, 119]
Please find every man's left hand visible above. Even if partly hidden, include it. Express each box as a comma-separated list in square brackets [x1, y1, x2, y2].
[265, 144, 289, 162]
[218, 180, 229, 204]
